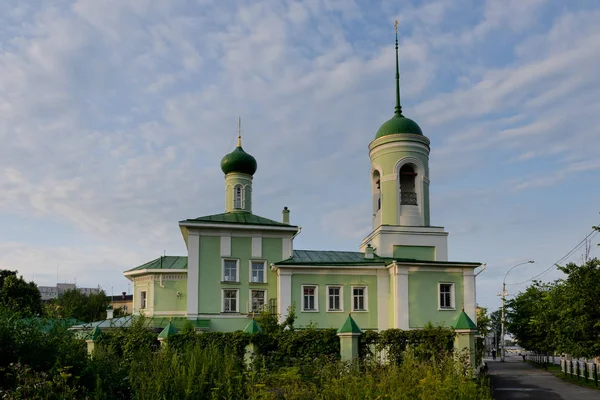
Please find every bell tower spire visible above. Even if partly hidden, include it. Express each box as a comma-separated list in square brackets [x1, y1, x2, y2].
[394, 20, 402, 117]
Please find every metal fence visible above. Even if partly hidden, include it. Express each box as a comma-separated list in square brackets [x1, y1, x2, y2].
[527, 354, 599, 387]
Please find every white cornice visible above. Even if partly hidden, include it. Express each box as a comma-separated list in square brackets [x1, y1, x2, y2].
[124, 269, 188, 277]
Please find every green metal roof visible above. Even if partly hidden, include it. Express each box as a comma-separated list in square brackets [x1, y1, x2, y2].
[243, 319, 262, 334]
[125, 256, 188, 273]
[452, 311, 477, 330]
[337, 314, 362, 334]
[375, 115, 423, 138]
[158, 322, 178, 339]
[72, 316, 210, 332]
[180, 211, 296, 228]
[276, 250, 388, 266]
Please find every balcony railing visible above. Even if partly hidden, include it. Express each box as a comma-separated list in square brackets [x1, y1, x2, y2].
[400, 192, 418, 205]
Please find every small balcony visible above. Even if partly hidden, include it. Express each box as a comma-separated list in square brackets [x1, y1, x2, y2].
[400, 192, 418, 206]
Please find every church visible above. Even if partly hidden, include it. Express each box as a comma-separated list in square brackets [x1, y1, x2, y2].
[123, 31, 482, 335]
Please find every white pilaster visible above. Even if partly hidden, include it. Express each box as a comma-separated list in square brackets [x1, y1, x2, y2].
[220, 235, 231, 257]
[282, 238, 292, 259]
[186, 233, 200, 318]
[392, 264, 409, 330]
[377, 269, 389, 331]
[252, 236, 262, 258]
[463, 269, 476, 323]
[277, 270, 293, 323]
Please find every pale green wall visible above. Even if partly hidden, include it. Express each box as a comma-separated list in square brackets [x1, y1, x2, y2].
[371, 149, 430, 226]
[262, 237, 282, 311]
[153, 279, 187, 312]
[291, 274, 378, 330]
[408, 271, 463, 328]
[134, 281, 151, 314]
[209, 317, 250, 332]
[198, 236, 222, 314]
[197, 234, 285, 331]
[393, 245, 435, 261]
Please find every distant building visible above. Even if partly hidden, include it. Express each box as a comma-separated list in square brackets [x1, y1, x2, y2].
[38, 283, 101, 301]
[110, 292, 133, 314]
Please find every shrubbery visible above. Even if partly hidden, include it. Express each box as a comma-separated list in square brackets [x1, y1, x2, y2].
[0, 310, 491, 399]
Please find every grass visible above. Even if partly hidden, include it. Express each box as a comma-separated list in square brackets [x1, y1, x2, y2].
[528, 361, 600, 390]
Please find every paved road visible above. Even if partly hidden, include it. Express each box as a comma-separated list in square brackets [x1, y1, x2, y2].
[487, 355, 600, 400]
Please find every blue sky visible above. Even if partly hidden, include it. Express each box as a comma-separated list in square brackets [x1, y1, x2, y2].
[0, 0, 599, 311]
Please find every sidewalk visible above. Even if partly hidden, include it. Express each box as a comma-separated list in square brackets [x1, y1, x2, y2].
[487, 354, 600, 400]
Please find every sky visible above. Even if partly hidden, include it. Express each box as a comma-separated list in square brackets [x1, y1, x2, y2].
[0, 0, 599, 312]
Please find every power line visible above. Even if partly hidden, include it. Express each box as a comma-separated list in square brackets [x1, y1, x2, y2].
[507, 227, 600, 286]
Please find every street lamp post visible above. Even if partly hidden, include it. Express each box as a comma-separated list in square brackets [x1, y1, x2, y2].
[500, 260, 534, 362]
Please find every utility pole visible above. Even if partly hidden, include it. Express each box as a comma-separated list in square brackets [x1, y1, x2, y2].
[500, 260, 534, 362]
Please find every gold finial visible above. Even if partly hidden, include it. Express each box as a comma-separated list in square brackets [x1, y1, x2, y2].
[237, 116, 242, 147]
[394, 20, 398, 34]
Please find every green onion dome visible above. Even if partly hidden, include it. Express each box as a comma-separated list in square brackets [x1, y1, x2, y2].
[375, 114, 423, 138]
[220, 145, 257, 176]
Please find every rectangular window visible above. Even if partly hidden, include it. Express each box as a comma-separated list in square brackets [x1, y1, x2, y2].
[439, 283, 454, 309]
[140, 291, 147, 309]
[327, 286, 342, 312]
[302, 285, 317, 311]
[250, 290, 266, 312]
[251, 261, 266, 283]
[223, 289, 238, 313]
[223, 259, 238, 282]
[352, 286, 367, 311]
[234, 186, 243, 209]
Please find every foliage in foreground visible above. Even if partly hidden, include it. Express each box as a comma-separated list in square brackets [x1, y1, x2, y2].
[0, 310, 491, 399]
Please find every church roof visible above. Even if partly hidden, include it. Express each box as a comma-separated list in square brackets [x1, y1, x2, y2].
[276, 250, 388, 266]
[125, 256, 188, 273]
[180, 211, 297, 228]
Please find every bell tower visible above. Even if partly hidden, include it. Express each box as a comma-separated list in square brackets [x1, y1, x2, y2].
[361, 21, 447, 261]
[220, 118, 257, 213]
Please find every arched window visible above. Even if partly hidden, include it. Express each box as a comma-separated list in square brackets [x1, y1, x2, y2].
[372, 171, 381, 213]
[399, 165, 417, 205]
[234, 185, 243, 209]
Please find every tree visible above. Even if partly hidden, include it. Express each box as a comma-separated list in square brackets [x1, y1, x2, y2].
[506, 281, 556, 354]
[489, 309, 502, 350]
[57, 289, 109, 322]
[552, 259, 600, 358]
[0, 270, 43, 316]
[476, 307, 492, 339]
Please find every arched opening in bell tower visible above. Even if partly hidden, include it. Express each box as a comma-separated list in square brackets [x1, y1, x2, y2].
[399, 165, 417, 206]
[233, 185, 244, 209]
[372, 170, 382, 228]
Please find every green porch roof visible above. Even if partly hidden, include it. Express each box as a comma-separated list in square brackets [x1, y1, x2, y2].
[453, 311, 477, 330]
[72, 316, 210, 333]
[276, 250, 388, 266]
[243, 319, 262, 334]
[158, 322, 178, 339]
[337, 314, 362, 334]
[180, 211, 296, 228]
[125, 256, 188, 273]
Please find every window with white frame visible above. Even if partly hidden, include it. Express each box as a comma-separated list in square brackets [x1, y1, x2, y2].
[250, 290, 266, 312]
[352, 286, 367, 311]
[302, 285, 317, 311]
[439, 283, 454, 309]
[223, 259, 238, 282]
[327, 286, 343, 312]
[234, 185, 243, 209]
[250, 261, 266, 283]
[140, 291, 147, 309]
[222, 289, 238, 313]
